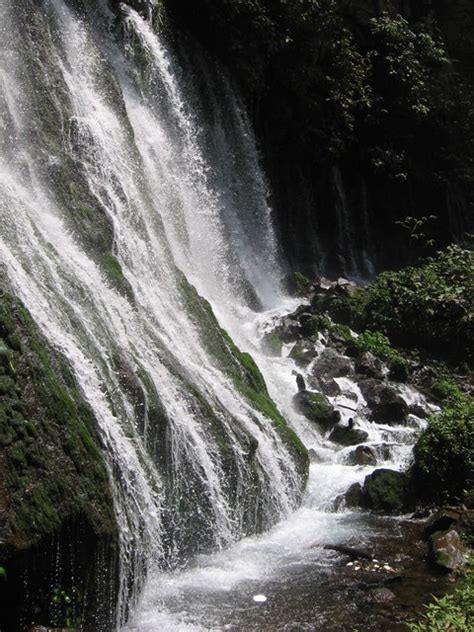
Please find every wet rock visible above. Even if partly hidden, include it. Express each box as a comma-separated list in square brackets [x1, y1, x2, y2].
[292, 390, 340, 427]
[312, 348, 354, 379]
[355, 352, 384, 380]
[346, 445, 377, 466]
[261, 331, 283, 357]
[429, 529, 468, 572]
[359, 469, 408, 514]
[284, 271, 311, 297]
[358, 379, 408, 424]
[309, 376, 342, 397]
[424, 508, 461, 537]
[298, 312, 323, 337]
[329, 424, 369, 446]
[388, 358, 409, 382]
[364, 586, 396, 604]
[289, 340, 318, 368]
[408, 403, 429, 419]
[344, 483, 362, 507]
[308, 448, 326, 463]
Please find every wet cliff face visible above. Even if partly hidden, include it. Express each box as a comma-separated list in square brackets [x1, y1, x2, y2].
[0, 289, 119, 631]
[164, 0, 474, 276]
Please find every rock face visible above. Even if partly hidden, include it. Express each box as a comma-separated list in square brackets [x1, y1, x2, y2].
[358, 379, 408, 424]
[359, 469, 408, 514]
[292, 390, 340, 428]
[329, 424, 368, 447]
[0, 293, 119, 631]
[429, 529, 468, 572]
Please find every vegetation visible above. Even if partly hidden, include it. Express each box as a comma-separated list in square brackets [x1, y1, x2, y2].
[409, 559, 474, 631]
[166, 1, 474, 268]
[412, 391, 474, 504]
[360, 246, 473, 363]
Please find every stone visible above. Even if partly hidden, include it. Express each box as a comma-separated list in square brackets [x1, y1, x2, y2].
[388, 358, 409, 382]
[359, 469, 408, 514]
[346, 445, 377, 466]
[308, 448, 325, 463]
[424, 508, 461, 537]
[261, 331, 283, 357]
[358, 378, 408, 424]
[284, 271, 311, 297]
[292, 390, 340, 427]
[364, 587, 396, 604]
[344, 482, 362, 507]
[429, 529, 468, 572]
[408, 403, 429, 418]
[289, 340, 318, 368]
[355, 352, 384, 380]
[312, 348, 354, 380]
[329, 424, 369, 446]
[309, 376, 342, 397]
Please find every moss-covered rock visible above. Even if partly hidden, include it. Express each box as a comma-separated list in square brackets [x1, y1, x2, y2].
[359, 468, 409, 514]
[179, 277, 309, 482]
[0, 291, 118, 631]
[292, 390, 340, 428]
[285, 272, 311, 297]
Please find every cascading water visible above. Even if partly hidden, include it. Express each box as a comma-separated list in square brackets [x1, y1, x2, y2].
[0, 1, 431, 630]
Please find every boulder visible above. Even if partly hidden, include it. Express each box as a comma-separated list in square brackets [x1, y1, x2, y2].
[364, 587, 396, 604]
[355, 352, 384, 380]
[292, 390, 340, 427]
[358, 379, 408, 424]
[344, 482, 362, 507]
[429, 529, 468, 572]
[346, 445, 377, 466]
[388, 358, 409, 382]
[284, 271, 311, 297]
[329, 424, 369, 446]
[424, 508, 461, 537]
[312, 348, 354, 380]
[309, 376, 342, 397]
[289, 340, 318, 368]
[308, 448, 326, 463]
[359, 469, 408, 514]
[261, 331, 283, 357]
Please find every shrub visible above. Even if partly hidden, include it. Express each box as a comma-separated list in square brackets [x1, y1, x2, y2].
[412, 393, 474, 503]
[361, 246, 474, 363]
[409, 559, 474, 631]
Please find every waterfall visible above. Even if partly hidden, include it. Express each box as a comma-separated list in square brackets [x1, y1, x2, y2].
[0, 0, 303, 626]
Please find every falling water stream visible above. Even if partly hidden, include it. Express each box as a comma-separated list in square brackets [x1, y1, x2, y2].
[0, 2, 432, 630]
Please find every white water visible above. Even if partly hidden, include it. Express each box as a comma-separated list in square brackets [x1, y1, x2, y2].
[0, 2, 428, 630]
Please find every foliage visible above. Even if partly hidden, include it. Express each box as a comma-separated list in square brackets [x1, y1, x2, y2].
[409, 558, 474, 631]
[360, 246, 474, 363]
[354, 330, 405, 365]
[50, 587, 81, 629]
[413, 392, 474, 503]
[0, 565, 6, 581]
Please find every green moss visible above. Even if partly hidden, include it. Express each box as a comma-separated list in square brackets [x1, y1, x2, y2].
[286, 272, 311, 297]
[0, 291, 116, 555]
[179, 276, 308, 478]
